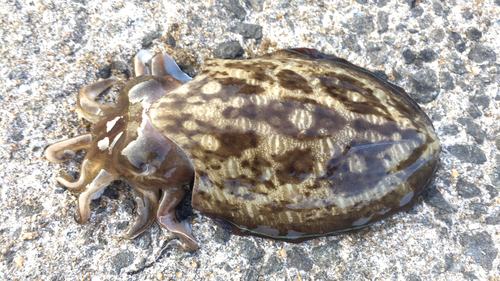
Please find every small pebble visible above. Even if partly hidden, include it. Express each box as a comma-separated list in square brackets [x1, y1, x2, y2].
[63, 46, 72, 56]
[14, 257, 25, 267]
[156, 272, 163, 280]
[176, 271, 183, 278]
[21, 232, 39, 240]
[470, 66, 481, 75]
[279, 248, 287, 258]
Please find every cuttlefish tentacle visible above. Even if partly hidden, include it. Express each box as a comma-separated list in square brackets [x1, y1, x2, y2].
[157, 186, 198, 251]
[45, 134, 92, 164]
[46, 133, 120, 223]
[73, 167, 118, 224]
[45, 134, 93, 193]
[56, 159, 92, 193]
[77, 78, 118, 124]
[134, 50, 153, 77]
[125, 187, 159, 238]
[150, 53, 169, 77]
[151, 52, 192, 83]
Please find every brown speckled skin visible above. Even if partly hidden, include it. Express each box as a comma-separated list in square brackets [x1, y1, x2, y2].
[46, 49, 440, 250]
[151, 49, 440, 241]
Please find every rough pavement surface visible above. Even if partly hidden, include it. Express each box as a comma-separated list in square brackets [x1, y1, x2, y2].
[0, 0, 499, 280]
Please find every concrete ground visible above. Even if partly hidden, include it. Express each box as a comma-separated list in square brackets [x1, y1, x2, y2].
[0, 0, 499, 280]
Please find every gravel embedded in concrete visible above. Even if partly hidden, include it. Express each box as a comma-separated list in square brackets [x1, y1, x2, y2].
[0, 0, 499, 280]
